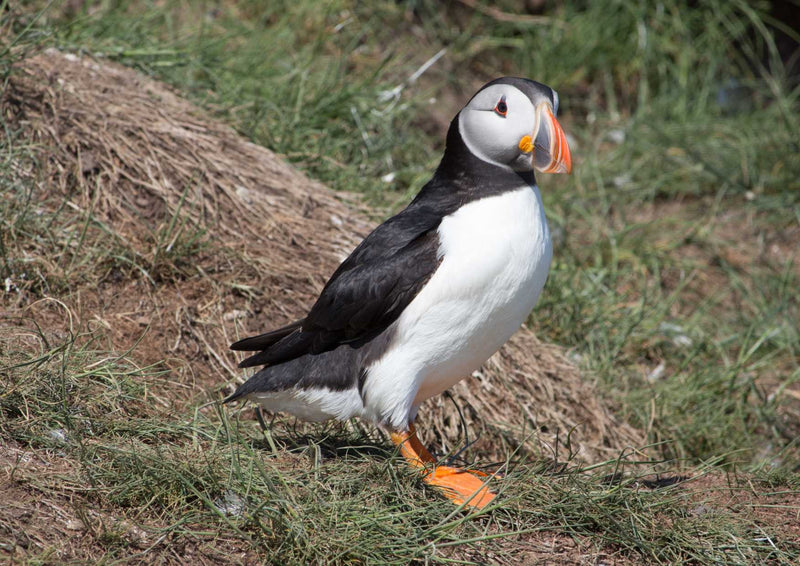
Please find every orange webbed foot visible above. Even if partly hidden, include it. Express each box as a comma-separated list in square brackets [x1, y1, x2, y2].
[422, 465, 496, 508]
[390, 424, 496, 509]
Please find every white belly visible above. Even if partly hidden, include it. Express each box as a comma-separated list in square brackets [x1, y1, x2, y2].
[363, 185, 552, 429]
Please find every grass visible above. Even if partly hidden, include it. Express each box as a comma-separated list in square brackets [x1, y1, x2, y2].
[2, 0, 800, 563]
[3, 323, 798, 563]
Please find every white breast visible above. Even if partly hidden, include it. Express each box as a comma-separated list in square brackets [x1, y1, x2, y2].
[363, 185, 552, 429]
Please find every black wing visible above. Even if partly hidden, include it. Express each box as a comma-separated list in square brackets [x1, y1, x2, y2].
[232, 204, 443, 368]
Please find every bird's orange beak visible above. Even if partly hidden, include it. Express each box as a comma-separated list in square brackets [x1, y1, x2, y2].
[529, 104, 572, 174]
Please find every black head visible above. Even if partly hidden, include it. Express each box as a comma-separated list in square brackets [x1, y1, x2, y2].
[438, 77, 572, 182]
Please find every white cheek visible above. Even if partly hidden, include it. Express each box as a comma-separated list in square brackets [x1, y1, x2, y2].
[459, 112, 523, 167]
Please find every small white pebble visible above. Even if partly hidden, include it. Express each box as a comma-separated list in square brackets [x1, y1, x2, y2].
[381, 172, 396, 183]
[235, 185, 253, 204]
[214, 490, 245, 517]
[223, 309, 248, 321]
[330, 214, 343, 227]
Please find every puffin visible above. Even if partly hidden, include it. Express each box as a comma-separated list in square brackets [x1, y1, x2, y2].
[226, 77, 572, 509]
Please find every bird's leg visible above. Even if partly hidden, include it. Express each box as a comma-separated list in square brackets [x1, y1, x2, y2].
[390, 423, 496, 509]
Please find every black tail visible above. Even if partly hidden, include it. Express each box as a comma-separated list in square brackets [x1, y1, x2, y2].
[236, 330, 319, 369]
[224, 339, 364, 404]
[230, 320, 304, 351]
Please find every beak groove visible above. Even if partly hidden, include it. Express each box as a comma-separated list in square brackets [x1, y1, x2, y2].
[533, 105, 572, 174]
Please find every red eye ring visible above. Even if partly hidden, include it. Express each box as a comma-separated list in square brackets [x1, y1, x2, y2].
[494, 98, 508, 117]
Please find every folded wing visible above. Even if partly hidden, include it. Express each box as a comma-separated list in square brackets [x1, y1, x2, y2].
[231, 204, 443, 370]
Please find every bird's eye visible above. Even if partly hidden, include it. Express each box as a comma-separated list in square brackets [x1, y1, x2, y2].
[494, 98, 508, 117]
